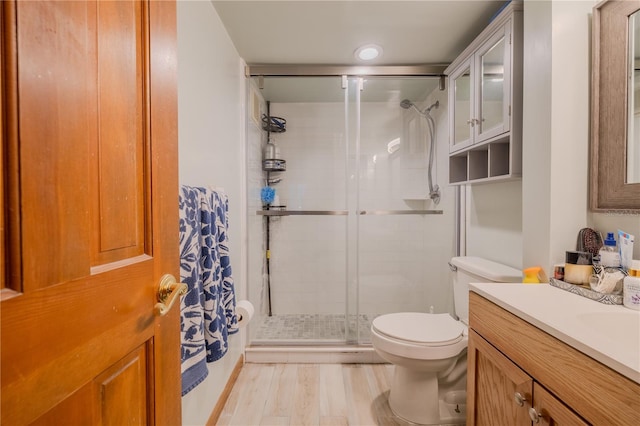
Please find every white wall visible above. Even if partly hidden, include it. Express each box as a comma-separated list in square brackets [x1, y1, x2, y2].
[461, 0, 640, 274]
[523, 0, 640, 272]
[589, 214, 640, 260]
[522, 0, 553, 272]
[466, 180, 523, 269]
[177, 1, 246, 424]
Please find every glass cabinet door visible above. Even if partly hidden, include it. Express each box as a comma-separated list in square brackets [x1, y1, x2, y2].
[449, 57, 474, 153]
[475, 23, 511, 142]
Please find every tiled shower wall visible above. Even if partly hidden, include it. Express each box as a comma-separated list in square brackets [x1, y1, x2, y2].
[247, 86, 456, 336]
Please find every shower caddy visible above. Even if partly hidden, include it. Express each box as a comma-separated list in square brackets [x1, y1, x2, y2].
[262, 102, 286, 316]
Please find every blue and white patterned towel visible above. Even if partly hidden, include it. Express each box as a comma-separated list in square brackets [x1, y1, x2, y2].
[179, 186, 238, 396]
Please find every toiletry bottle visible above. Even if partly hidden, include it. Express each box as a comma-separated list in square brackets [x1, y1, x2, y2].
[523, 267, 541, 284]
[599, 232, 621, 268]
[623, 260, 640, 310]
[264, 139, 276, 160]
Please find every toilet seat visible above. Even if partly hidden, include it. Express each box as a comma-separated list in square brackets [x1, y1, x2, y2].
[371, 312, 468, 361]
[372, 313, 464, 346]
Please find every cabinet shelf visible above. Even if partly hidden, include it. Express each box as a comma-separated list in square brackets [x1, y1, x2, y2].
[262, 159, 286, 172]
[448, 136, 521, 185]
[446, 1, 522, 185]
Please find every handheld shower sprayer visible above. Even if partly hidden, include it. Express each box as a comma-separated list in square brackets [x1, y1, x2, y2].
[400, 99, 441, 205]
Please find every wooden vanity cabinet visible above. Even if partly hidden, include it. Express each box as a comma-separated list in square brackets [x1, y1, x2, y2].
[468, 292, 640, 426]
[469, 329, 587, 425]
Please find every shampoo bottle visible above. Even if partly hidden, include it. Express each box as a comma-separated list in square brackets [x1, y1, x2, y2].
[623, 260, 640, 310]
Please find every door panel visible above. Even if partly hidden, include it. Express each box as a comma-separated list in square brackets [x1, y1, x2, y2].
[532, 383, 588, 426]
[467, 330, 532, 426]
[1, 1, 180, 424]
[474, 23, 511, 143]
[450, 58, 474, 152]
[92, 0, 147, 265]
[31, 344, 150, 426]
[96, 344, 149, 426]
[18, 0, 93, 289]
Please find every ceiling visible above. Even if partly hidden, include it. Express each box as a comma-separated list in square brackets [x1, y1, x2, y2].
[211, 0, 508, 102]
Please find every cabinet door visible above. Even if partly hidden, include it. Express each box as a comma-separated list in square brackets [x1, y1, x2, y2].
[449, 57, 475, 153]
[467, 330, 532, 426]
[530, 383, 588, 426]
[475, 21, 511, 143]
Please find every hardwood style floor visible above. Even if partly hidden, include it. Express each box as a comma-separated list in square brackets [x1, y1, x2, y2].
[217, 363, 414, 426]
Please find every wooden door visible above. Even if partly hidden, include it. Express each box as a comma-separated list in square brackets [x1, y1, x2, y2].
[1, 1, 180, 424]
[467, 329, 532, 426]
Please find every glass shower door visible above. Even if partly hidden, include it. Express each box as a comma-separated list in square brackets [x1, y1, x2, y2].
[344, 76, 361, 344]
[248, 76, 352, 345]
[247, 75, 454, 347]
[348, 77, 455, 344]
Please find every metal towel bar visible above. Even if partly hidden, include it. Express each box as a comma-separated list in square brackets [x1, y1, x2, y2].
[256, 209, 443, 216]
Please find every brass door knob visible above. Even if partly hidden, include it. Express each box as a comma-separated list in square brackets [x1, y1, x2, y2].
[155, 274, 187, 316]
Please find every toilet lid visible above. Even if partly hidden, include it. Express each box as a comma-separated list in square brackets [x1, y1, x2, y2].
[372, 313, 464, 346]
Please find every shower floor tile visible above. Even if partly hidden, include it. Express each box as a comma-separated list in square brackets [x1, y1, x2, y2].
[253, 314, 374, 342]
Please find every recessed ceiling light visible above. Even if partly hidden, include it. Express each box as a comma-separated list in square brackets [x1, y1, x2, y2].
[355, 44, 382, 61]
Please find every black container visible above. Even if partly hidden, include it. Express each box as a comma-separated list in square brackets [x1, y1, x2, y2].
[566, 251, 592, 265]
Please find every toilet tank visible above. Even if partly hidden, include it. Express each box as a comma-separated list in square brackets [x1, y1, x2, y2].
[450, 256, 522, 325]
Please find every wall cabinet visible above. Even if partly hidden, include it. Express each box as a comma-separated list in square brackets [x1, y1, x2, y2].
[446, 1, 522, 184]
[468, 292, 640, 426]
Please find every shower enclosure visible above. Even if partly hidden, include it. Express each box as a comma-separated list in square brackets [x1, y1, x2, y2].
[246, 70, 456, 348]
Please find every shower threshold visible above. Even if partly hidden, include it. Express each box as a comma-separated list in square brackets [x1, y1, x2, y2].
[247, 314, 387, 363]
[252, 313, 374, 342]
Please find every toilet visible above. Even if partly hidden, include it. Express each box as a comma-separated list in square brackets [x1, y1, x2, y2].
[371, 256, 522, 425]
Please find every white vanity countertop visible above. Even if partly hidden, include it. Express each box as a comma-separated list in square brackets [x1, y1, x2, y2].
[469, 283, 640, 384]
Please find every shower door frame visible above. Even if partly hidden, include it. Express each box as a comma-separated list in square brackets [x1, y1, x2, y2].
[248, 65, 451, 347]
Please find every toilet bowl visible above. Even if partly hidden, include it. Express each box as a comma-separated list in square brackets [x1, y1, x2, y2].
[371, 257, 522, 425]
[371, 313, 468, 425]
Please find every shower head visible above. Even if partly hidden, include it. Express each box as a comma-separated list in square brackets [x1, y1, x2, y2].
[400, 99, 439, 115]
[400, 99, 414, 110]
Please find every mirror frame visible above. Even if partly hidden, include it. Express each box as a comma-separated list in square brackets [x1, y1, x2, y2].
[590, 0, 640, 212]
